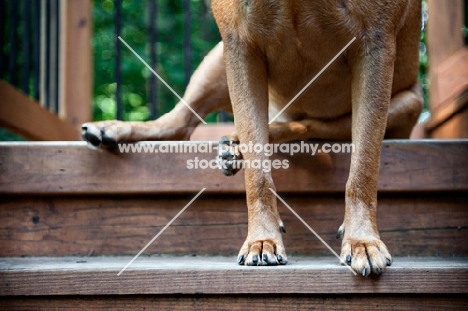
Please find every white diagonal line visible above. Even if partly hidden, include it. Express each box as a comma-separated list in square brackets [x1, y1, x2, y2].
[269, 188, 357, 275]
[269, 37, 356, 124]
[118, 36, 207, 124]
[117, 188, 206, 276]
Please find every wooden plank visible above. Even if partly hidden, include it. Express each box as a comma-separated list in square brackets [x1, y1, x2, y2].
[429, 106, 468, 139]
[0, 194, 466, 257]
[433, 48, 468, 109]
[0, 257, 467, 295]
[0, 82, 80, 140]
[427, 0, 464, 111]
[58, 0, 91, 127]
[0, 140, 467, 195]
[1, 295, 467, 311]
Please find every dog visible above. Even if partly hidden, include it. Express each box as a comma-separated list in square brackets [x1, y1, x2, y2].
[82, 0, 422, 276]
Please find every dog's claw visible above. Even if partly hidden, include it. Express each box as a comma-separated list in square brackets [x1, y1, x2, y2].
[377, 267, 382, 275]
[362, 268, 367, 277]
[386, 258, 392, 266]
[279, 225, 286, 233]
[217, 136, 242, 176]
[346, 254, 352, 264]
[277, 254, 282, 262]
[252, 255, 259, 265]
[263, 254, 268, 262]
[237, 254, 245, 265]
[336, 225, 345, 239]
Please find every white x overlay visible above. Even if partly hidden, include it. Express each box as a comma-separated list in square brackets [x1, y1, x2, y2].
[269, 37, 356, 124]
[118, 36, 207, 124]
[269, 188, 357, 275]
[116, 35, 358, 277]
[118, 188, 206, 276]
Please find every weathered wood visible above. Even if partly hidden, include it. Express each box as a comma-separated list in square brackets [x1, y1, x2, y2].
[59, 0, 92, 127]
[0, 256, 467, 296]
[0, 141, 467, 195]
[1, 295, 467, 311]
[0, 82, 80, 141]
[0, 194, 466, 257]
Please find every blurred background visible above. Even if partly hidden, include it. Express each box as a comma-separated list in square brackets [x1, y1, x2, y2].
[1, 0, 467, 141]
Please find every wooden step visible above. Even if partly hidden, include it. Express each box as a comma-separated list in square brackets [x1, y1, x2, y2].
[1, 140, 467, 195]
[0, 256, 467, 310]
[0, 193, 466, 257]
[0, 140, 467, 257]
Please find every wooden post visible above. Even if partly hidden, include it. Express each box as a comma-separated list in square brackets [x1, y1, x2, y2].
[59, 0, 92, 128]
[426, 0, 468, 138]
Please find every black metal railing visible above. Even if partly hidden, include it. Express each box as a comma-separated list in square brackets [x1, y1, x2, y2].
[0, 0, 60, 113]
[110, 0, 226, 122]
[1, 0, 226, 123]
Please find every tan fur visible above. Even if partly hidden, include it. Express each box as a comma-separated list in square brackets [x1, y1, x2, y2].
[82, 0, 423, 275]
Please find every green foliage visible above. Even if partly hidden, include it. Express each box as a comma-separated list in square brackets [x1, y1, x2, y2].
[92, 0, 437, 121]
[92, 0, 220, 122]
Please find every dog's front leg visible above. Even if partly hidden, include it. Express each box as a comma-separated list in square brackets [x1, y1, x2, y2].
[219, 36, 287, 266]
[339, 37, 395, 276]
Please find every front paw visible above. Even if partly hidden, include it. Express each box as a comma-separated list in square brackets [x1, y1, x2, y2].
[81, 121, 122, 149]
[217, 136, 243, 176]
[237, 238, 288, 266]
[339, 232, 392, 276]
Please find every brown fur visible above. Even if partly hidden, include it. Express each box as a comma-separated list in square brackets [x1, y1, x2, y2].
[82, 0, 422, 276]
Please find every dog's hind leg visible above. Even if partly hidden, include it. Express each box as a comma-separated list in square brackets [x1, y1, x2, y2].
[82, 42, 231, 149]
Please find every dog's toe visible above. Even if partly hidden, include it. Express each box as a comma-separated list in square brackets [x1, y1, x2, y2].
[100, 127, 118, 149]
[238, 239, 287, 266]
[82, 123, 102, 147]
[340, 237, 391, 276]
[217, 136, 243, 176]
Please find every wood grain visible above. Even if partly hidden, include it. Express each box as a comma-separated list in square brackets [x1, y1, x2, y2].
[59, 0, 92, 127]
[0, 256, 467, 296]
[1, 295, 467, 311]
[0, 194, 466, 257]
[0, 141, 467, 195]
[0, 82, 80, 141]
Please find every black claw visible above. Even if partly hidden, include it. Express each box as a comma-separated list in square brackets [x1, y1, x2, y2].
[280, 225, 286, 233]
[346, 254, 352, 264]
[277, 254, 282, 262]
[237, 254, 245, 265]
[362, 268, 367, 277]
[83, 132, 101, 147]
[262, 254, 268, 262]
[336, 227, 344, 239]
[252, 255, 258, 264]
[81, 125, 88, 131]
[386, 258, 392, 266]
[377, 267, 382, 276]
[219, 136, 230, 144]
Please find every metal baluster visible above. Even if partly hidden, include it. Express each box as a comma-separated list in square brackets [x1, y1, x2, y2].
[115, 0, 123, 120]
[148, 0, 158, 120]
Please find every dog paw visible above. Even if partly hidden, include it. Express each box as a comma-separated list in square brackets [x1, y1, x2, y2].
[340, 235, 392, 277]
[217, 136, 243, 176]
[81, 121, 124, 150]
[237, 238, 288, 266]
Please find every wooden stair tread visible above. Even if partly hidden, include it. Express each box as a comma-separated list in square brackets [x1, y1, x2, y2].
[1, 140, 467, 195]
[1, 256, 467, 295]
